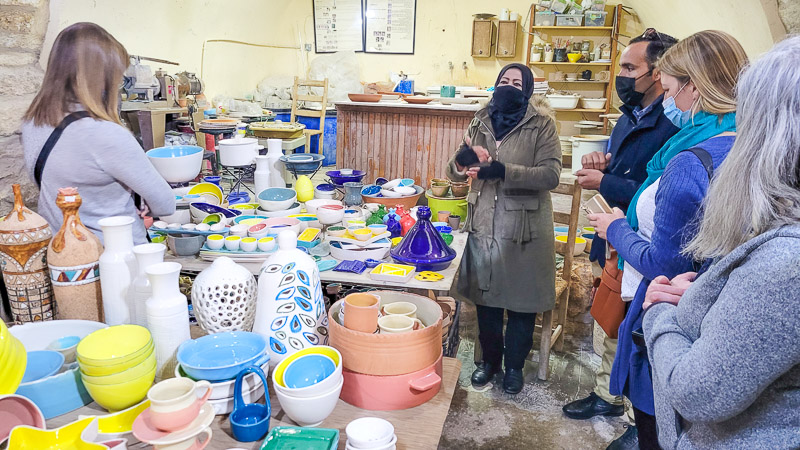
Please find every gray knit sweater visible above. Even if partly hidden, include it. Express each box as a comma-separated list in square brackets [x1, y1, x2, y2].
[644, 225, 800, 449]
[21, 118, 175, 245]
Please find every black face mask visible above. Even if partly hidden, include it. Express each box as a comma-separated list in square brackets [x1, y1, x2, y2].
[489, 85, 528, 140]
[615, 70, 654, 107]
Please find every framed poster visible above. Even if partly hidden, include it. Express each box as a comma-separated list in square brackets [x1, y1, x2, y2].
[313, 0, 365, 53]
[364, 0, 416, 54]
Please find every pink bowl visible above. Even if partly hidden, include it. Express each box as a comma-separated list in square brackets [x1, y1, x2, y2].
[0, 394, 46, 443]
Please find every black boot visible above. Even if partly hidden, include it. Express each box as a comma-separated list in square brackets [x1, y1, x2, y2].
[562, 392, 625, 420]
[502, 368, 524, 394]
[606, 425, 638, 450]
[471, 361, 501, 387]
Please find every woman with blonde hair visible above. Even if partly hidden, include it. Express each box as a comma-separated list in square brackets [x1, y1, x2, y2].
[22, 22, 174, 244]
[588, 30, 748, 448]
[643, 35, 800, 449]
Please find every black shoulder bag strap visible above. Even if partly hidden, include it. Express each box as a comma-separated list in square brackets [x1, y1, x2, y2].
[34, 111, 91, 187]
[685, 146, 714, 180]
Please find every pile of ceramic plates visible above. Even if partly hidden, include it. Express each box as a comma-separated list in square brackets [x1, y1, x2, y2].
[0, 321, 26, 395]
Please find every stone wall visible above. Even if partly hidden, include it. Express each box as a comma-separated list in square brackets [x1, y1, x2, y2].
[779, 0, 800, 33]
[0, 0, 48, 214]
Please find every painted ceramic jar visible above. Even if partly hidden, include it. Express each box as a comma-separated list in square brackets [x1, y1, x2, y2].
[131, 243, 167, 327]
[47, 188, 103, 321]
[98, 216, 137, 325]
[253, 230, 328, 365]
[191, 256, 257, 334]
[0, 184, 55, 322]
[146, 262, 190, 381]
[386, 214, 402, 239]
[399, 210, 416, 237]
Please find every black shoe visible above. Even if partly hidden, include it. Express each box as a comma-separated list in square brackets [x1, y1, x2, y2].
[562, 392, 625, 420]
[502, 368, 524, 394]
[471, 362, 501, 387]
[606, 425, 638, 450]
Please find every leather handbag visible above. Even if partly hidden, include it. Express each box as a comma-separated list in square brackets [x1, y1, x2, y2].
[590, 250, 625, 339]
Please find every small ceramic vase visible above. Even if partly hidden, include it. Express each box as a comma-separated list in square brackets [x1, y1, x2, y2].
[343, 182, 363, 207]
[98, 216, 137, 325]
[191, 256, 257, 333]
[254, 155, 270, 196]
[146, 262, 191, 381]
[0, 184, 55, 322]
[366, 208, 384, 227]
[386, 214, 402, 239]
[383, 207, 399, 224]
[253, 230, 328, 366]
[132, 243, 167, 328]
[266, 138, 285, 188]
[47, 188, 103, 321]
[400, 211, 416, 237]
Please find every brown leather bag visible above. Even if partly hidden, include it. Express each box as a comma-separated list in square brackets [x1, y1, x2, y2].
[590, 252, 625, 338]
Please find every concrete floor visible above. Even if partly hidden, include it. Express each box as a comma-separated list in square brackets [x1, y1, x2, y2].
[437, 302, 628, 450]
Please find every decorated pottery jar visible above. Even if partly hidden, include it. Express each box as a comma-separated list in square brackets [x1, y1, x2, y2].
[191, 256, 257, 334]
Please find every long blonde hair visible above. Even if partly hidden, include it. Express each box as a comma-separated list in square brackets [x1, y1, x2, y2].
[24, 22, 129, 127]
[685, 36, 800, 259]
[657, 30, 748, 117]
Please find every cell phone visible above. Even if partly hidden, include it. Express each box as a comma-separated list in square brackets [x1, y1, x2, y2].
[582, 194, 613, 215]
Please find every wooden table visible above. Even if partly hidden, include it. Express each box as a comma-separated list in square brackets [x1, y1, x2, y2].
[165, 231, 468, 297]
[47, 358, 462, 450]
[335, 101, 479, 189]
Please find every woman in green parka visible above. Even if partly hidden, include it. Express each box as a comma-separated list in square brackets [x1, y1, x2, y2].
[446, 63, 561, 394]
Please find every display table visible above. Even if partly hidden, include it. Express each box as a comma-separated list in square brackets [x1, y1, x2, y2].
[46, 358, 462, 450]
[165, 231, 468, 297]
[335, 101, 479, 189]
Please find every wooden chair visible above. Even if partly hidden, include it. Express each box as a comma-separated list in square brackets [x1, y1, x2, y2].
[537, 179, 583, 380]
[290, 77, 329, 155]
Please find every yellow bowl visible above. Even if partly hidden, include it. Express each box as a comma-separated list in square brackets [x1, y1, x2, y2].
[77, 325, 152, 365]
[272, 346, 342, 388]
[79, 341, 154, 377]
[86, 399, 151, 435]
[187, 182, 223, 204]
[0, 335, 26, 395]
[80, 351, 155, 385]
[567, 52, 582, 63]
[8, 417, 107, 450]
[83, 364, 155, 411]
[238, 218, 265, 226]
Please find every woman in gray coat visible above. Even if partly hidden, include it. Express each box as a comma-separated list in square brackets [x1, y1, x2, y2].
[446, 63, 561, 394]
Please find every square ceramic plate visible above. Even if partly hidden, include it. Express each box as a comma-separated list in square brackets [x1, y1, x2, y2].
[261, 426, 339, 450]
[369, 263, 416, 283]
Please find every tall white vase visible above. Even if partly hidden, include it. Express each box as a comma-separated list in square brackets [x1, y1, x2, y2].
[98, 216, 137, 325]
[254, 230, 328, 366]
[146, 261, 190, 381]
[266, 138, 285, 188]
[254, 155, 271, 197]
[131, 243, 166, 328]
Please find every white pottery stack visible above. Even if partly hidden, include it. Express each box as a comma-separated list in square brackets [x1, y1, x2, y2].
[253, 230, 328, 366]
[98, 216, 137, 325]
[131, 243, 167, 328]
[145, 261, 191, 381]
[191, 256, 257, 333]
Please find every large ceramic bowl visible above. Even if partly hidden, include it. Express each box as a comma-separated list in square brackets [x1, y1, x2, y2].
[261, 217, 302, 236]
[280, 153, 325, 175]
[176, 331, 270, 382]
[326, 170, 366, 187]
[302, 198, 342, 214]
[258, 188, 298, 212]
[77, 325, 152, 367]
[78, 341, 154, 377]
[361, 185, 424, 211]
[274, 377, 343, 427]
[146, 145, 204, 184]
[256, 203, 303, 218]
[187, 183, 224, 205]
[272, 346, 343, 399]
[80, 351, 156, 386]
[316, 204, 345, 225]
[82, 364, 156, 412]
[0, 394, 45, 445]
[21, 351, 64, 384]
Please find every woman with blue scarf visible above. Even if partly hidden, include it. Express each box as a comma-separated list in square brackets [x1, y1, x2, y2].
[588, 30, 749, 449]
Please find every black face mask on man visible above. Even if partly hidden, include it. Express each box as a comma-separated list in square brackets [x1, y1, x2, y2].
[615, 70, 654, 107]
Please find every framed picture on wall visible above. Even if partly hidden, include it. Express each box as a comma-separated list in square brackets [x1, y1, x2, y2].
[364, 0, 416, 54]
[313, 0, 365, 53]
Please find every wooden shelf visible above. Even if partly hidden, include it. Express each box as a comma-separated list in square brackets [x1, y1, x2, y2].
[532, 26, 613, 31]
[554, 108, 606, 113]
[530, 62, 611, 66]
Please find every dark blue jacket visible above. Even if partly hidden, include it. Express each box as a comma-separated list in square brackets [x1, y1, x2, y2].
[590, 95, 679, 267]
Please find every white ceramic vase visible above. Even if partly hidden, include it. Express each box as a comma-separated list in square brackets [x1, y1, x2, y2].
[146, 261, 190, 381]
[266, 138, 285, 188]
[98, 216, 137, 325]
[253, 230, 328, 366]
[131, 243, 167, 328]
[191, 256, 257, 334]
[254, 155, 271, 197]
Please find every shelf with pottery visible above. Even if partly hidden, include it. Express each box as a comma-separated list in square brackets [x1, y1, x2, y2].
[532, 25, 614, 31]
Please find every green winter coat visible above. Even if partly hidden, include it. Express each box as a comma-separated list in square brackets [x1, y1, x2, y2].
[446, 98, 562, 313]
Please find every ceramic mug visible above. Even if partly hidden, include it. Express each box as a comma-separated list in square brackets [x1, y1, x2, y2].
[378, 315, 423, 334]
[381, 301, 417, 319]
[343, 293, 381, 333]
[153, 428, 212, 450]
[147, 378, 213, 432]
[440, 85, 456, 98]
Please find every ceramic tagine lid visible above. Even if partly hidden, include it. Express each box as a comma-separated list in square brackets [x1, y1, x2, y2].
[390, 206, 456, 272]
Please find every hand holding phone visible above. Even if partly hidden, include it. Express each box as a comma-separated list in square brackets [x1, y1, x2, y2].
[582, 194, 613, 215]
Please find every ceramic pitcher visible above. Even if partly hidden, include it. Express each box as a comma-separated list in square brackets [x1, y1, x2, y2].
[0, 184, 55, 322]
[47, 187, 103, 321]
[98, 216, 137, 325]
[146, 261, 191, 381]
[253, 230, 328, 366]
[131, 243, 167, 328]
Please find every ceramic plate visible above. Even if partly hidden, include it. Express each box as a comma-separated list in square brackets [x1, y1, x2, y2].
[261, 427, 340, 450]
[133, 404, 214, 445]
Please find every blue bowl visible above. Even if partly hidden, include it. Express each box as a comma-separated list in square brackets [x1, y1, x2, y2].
[22, 350, 65, 383]
[258, 188, 296, 202]
[177, 332, 270, 382]
[361, 185, 381, 196]
[283, 354, 336, 389]
[280, 154, 324, 175]
[315, 183, 336, 193]
[399, 178, 415, 187]
[554, 226, 570, 235]
[326, 170, 366, 187]
[146, 145, 203, 158]
[191, 202, 241, 218]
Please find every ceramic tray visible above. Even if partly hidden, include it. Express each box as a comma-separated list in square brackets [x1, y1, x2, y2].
[329, 240, 391, 262]
[368, 263, 416, 283]
[261, 427, 339, 450]
[326, 232, 391, 247]
[149, 227, 229, 237]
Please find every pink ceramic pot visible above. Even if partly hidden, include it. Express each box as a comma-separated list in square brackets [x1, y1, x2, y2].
[339, 353, 442, 411]
[342, 293, 380, 333]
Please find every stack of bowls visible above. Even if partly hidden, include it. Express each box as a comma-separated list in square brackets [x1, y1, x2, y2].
[346, 417, 397, 450]
[174, 361, 269, 415]
[271, 346, 343, 427]
[0, 321, 27, 395]
[77, 325, 156, 412]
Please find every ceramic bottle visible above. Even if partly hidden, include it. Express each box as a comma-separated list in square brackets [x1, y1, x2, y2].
[191, 256, 257, 334]
[254, 155, 270, 196]
[386, 213, 402, 239]
[383, 207, 399, 224]
[253, 230, 328, 366]
[47, 188, 103, 321]
[400, 210, 416, 236]
[266, 138, 285, 188]
[131, 243, 167, 328]
[0, 184, 55, 322]
[98, 216, 137, 325]
[366, 207, 384, 226]
[146, 261, 190, 381]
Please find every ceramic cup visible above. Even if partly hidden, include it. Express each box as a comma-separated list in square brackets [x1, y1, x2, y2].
[153, 428, 212, 450]
[224, 236, 241, 251]
[240, 237, 257, 252]
[205, 234, 224, 250]
[437, 211, 451, 223]
[343, 293, 381, 333]
[378, 315, 423, 334]
[440, 85, 456, 98]
[147, 378, 212, 432]
[381, 301, 417, 319]
[257, 237, 275, 252]
[448, 215, 461, 230]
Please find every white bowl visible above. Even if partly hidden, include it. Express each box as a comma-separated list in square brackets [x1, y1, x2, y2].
[305, 199, 343, 214]
[272, 349, 344, 399]
[546, 94, 581, 110]
[240, 239, 258, 252]
[393, 186, 416, 196]
[346, 435, 397, 450]
[380, 189, 402, 198]
[159, 208, 190, 224]
[317, 206, 345, 225]
[346, 417, 395, 449]
[146, 146, 204, 184]
[274, 377, 343, 427]
[581, 97, 607, 110]
[229, 224, 249, 237]
[205, 235, 225, 250]
[257, 238, 276, 252]
[258, 188, 298, 212]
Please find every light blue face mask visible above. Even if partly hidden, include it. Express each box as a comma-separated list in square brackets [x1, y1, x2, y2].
[662, 81, 693, 128]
